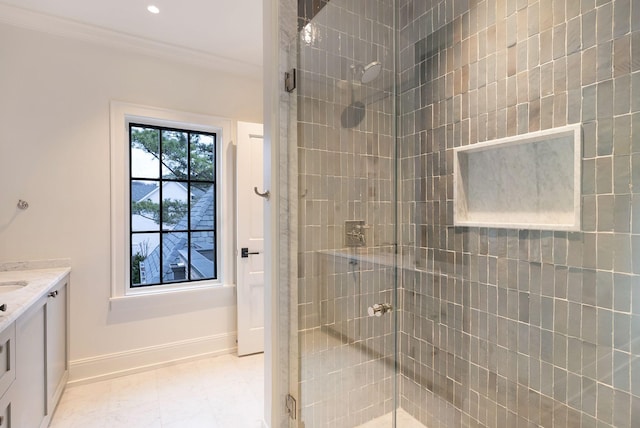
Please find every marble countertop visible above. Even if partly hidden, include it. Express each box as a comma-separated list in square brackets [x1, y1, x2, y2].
[0, 260, 70, 332]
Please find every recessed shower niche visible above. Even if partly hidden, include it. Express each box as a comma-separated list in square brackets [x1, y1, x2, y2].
[453, 124, 582, 231]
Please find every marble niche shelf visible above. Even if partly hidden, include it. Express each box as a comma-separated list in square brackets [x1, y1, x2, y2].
[453, 124, 581, 231]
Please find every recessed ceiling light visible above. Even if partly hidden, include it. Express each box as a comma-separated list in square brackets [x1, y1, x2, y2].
[147, 5, 160, 14]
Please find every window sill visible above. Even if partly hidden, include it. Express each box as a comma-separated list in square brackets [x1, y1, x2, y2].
[109, 283, 236, 314]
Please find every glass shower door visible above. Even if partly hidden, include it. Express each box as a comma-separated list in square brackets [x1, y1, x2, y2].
[295, 0, 399, 426]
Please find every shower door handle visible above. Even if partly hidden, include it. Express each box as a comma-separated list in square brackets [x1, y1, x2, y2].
[367, 303, 392, 317]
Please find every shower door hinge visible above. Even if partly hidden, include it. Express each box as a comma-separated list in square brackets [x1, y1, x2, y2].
[285, 393, 297, 420]
[285, 69, 297, 92]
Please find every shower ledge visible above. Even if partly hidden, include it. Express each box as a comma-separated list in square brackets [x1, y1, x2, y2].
[453, 124, 582, 231]
[317, 248, 414, 269]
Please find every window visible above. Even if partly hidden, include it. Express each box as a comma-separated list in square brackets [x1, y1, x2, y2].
[110, 102, 234, 300]
[129, 124, 217, 287]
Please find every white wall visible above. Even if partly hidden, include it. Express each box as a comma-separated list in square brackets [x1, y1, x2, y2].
[0, 23, 262, 381]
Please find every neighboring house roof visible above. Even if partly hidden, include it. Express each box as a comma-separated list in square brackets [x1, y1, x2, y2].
[139, 185, 215, 285]
[131, 182, 157, 202]
[132, 181, 206, 203]
[191, 185, 206, 199]
[138, 181, 189, 203]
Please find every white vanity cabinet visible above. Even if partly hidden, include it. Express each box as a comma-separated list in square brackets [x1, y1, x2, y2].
[46, 279, 68, 414]
[15, 294, 47, 428]
[0, 384, 14, 428]
[0, 323, 16, 401]
[0, 323, 16, 428]
[13, 275, 69, 428]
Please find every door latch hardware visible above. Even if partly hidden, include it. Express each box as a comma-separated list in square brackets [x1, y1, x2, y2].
[285, 394, 297, 420]
[285, 69, 296, 93]
[241, 248, 260, 258]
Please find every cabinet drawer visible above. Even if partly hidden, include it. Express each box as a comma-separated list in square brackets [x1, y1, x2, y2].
[0, 385, 13, 428]
[0, 325, 15, 398]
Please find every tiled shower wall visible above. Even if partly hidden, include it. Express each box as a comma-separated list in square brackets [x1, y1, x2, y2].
[399, 0, 640, 427]
[296, 0, 399, 426]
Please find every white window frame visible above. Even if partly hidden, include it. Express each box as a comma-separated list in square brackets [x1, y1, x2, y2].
[110, 101, 235, 303]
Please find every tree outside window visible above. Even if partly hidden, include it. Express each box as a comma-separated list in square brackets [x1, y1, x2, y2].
[129, 124, 217, 287]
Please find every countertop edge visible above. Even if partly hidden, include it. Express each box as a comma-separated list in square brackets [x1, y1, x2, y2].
[0, 258, 72, 272]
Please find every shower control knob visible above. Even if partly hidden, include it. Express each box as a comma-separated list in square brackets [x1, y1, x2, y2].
[368, 303, 392, 317]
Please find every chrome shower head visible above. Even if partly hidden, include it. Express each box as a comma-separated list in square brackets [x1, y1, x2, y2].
[360, 61, 382, 84]
[341, 61, 382, 128]
[349, 61, 382, 84]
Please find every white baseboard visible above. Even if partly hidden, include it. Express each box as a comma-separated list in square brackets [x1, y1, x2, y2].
[68, 332, 236, 386]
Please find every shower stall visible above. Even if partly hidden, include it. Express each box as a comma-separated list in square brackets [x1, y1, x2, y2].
[270, 0, 639, 427]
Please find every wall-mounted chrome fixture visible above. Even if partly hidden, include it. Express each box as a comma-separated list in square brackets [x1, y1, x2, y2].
[345, 220, 369, 247]
[17, 200, 29, 210]
[341, 61, 383, 128]
[359, 61, 382, 84]
[368, 303, 392, 317]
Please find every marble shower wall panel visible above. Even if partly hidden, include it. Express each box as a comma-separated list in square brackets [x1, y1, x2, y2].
[399, 0, 640, 427]
[297, 0, 398, 426]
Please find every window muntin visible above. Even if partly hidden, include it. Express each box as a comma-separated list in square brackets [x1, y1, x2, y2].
[129, 123, 217, 288]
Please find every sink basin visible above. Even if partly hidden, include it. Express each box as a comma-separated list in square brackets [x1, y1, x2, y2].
[0, 280, 27, 293]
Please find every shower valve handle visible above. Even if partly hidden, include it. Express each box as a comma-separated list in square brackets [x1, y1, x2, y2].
[368, 303, 392, 317]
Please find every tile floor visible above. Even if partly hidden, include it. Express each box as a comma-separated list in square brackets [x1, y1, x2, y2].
[50, 353, 265, 428]
[50, 351, 425, 428]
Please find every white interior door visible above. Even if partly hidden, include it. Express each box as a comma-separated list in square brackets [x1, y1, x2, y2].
[236, 121, 265, 356]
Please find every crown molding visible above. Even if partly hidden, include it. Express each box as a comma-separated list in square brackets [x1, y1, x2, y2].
[0, 3, 262, 79]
